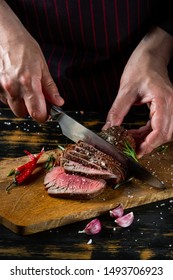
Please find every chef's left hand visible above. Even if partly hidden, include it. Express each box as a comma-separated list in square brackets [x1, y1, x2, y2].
[103, 27, 173, 158]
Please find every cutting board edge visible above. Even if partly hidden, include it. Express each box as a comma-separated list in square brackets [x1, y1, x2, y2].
[1, 189, 173, 235]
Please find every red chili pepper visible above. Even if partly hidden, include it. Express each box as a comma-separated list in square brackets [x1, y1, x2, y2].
[6, 148, 44, 193]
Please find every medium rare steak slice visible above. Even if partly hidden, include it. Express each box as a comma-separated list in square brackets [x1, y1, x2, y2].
[64, 160, 117, 179]
[44, 166, 106, 199]
[44, 166, 64, 187]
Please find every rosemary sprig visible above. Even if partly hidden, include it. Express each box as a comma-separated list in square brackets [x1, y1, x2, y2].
[44, 154, 56, 171]
[123, 141, 138, 161]
[114, 177, 133, 189]
[57, 144, 65, 151]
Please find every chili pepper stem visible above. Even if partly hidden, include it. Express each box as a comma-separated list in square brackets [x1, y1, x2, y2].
[6, 181, 16, 193]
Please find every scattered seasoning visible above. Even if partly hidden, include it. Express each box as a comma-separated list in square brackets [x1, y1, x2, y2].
[4, 121, 11, 126]
[6, 148, 44, 193]
[155, 145, 168, 153]
[78, 218, 102, 235]
[87, 239, 93, 245]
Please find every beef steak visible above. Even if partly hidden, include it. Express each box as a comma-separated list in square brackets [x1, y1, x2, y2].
[44, 125, 136, 199]
[63, 160, 117, 179]
[44, 166, 106, 199]
[98, 125, 136, 151]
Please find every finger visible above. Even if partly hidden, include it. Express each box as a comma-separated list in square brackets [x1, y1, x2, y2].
[137, 100, 172, 157]
[103, 87, 137, 130]
[7, 97, 28, 117]
[0, 82, 8, 104]
[129, 121, 152, 141]
[1, 74, 28, 116]
[42, 68, 64, 106]
[138, 125, 173, 157]
[23, 76, 48, 122]
[137, 130, 163, 158]
[0, 92, 8, 105]
[129, 121, 152, 149]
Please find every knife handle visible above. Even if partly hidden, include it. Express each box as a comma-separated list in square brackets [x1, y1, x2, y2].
[50, 105, 64, 120]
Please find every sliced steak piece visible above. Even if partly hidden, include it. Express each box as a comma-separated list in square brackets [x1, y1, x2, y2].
[74, 141, 126, 182]
[64, 160, 117, 179]
[44, 166, 64, 188]
[63, 149, 102, 170]
[98, 125, 136, 151]
[44, 166, 106, 199]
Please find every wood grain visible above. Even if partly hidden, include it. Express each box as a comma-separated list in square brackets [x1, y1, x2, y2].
[0, 143, 173, 235]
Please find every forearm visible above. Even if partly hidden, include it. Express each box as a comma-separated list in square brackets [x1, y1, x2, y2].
[0, 0, 31, 46]
[140, 26, 173, 66]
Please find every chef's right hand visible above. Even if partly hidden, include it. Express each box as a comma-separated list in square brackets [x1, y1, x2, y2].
[0, 0, 64, 123]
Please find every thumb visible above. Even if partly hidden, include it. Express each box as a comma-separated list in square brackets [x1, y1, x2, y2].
[42, 69, 64, 106]
[102, 89, 136, 130]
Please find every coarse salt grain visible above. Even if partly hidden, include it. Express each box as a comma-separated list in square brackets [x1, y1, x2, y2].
[87, 239, 93, 245]
[4, 121, 11, 125]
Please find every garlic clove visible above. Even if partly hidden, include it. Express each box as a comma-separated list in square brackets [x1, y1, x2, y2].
[78, 218, 102, 235]
[115, 212, 134, 227]
[109, 203, 124, 218]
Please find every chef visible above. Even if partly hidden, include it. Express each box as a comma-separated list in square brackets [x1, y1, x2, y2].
[0, 0, 173, 157]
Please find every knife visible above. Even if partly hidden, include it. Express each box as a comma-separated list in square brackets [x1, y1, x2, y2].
[50, 105, 165, 189]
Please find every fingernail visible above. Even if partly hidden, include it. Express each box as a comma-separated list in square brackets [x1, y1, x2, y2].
[54, 94, 64, 105]
[137, 153, 143, 159]
[102, 121, 111, 130]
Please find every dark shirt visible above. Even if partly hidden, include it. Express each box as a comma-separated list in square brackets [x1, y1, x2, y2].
[5, 0, 173, 111]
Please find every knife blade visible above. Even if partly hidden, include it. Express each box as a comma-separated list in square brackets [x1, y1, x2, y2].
[50, 105, 165, 189]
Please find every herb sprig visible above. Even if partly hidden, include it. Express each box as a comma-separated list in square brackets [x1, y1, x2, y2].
[123, 141, 138, 161]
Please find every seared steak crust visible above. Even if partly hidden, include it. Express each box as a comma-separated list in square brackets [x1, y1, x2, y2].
[63, 141, 126, 182]
[98, 126, 136, 151]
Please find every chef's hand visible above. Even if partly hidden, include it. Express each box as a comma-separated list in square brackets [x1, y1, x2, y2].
[0, 0, 64, 122]
[103, 27, 173, 158]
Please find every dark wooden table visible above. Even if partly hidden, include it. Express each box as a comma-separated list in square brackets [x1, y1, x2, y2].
[0, 106, 173, 260]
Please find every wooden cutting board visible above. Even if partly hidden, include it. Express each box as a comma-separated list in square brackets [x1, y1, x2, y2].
[0, 144, 173, 235]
